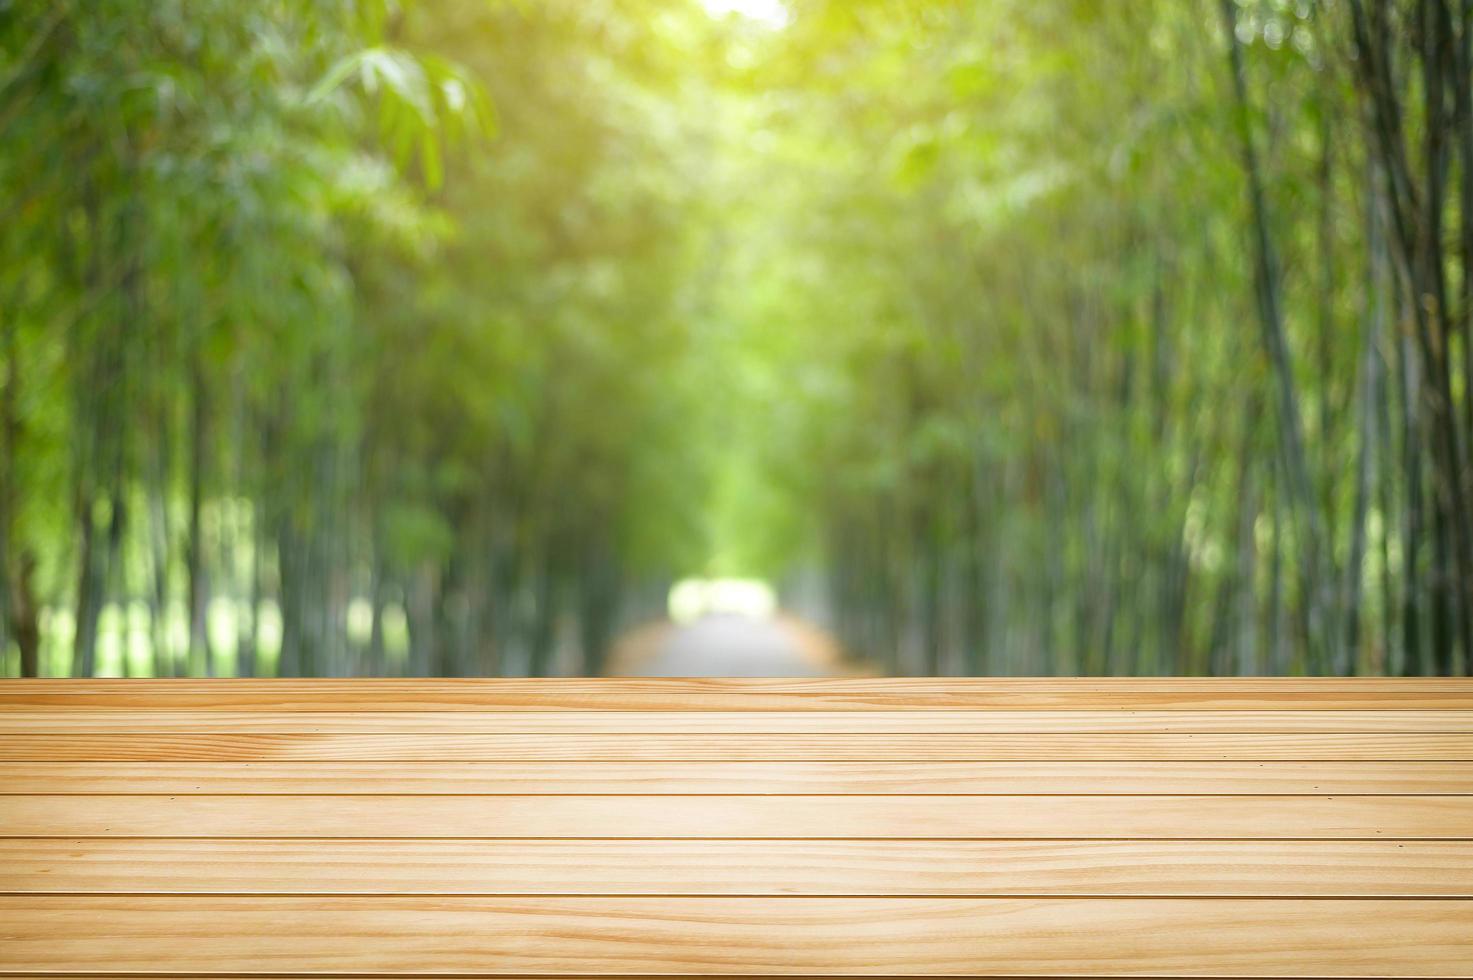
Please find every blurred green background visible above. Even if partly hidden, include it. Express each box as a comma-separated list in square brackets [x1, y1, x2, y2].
[1, 0, 1470, 677]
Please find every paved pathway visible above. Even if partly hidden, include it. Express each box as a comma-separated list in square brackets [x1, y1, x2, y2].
[611, 613, 840, 676]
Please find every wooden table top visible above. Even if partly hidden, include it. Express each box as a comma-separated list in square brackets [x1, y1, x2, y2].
[1, 677, 1471, 977]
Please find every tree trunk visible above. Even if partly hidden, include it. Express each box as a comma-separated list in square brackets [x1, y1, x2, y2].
[186, 359, 209, 677]
[72, 493, 102, 677]
[406, 561, 438, 678]
[238, 500, 260, 679]
[1455, 0, 1473, 456]
[13, 551, 40, 677]
[526, 548, 559, 678]
[1343, 173, 1385, 673]
[0, 299, 15, 672]
[367, 535, 386, 673]
[1396, 298, 1428, 675]
[1348, 0, 1473, 673]
[1220, 0, 1333, 669]
[1267, 459, 1287, 675]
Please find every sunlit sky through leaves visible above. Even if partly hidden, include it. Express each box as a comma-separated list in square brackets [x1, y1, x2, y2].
[700, 0, 790, 29]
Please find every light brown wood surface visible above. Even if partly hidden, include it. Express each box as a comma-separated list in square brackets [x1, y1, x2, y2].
[5, 838, 1472, 895]
[8, 708, 1473, 731]
[4, 896, 1472, 975]
[6, 760, 1469, 793]
[8, 731, 1473, 760]
[1, 678, 1470, 978]
[6, 792, 1473, 837]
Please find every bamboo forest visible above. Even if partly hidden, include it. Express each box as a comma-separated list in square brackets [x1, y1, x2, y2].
[2, 0, 1472, 678]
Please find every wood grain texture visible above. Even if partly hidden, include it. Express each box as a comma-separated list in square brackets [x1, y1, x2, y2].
[5, 838, 1471, 896]
[7, 708, 1473, 733]
[5, 793, 1472, 838]
[4, 677, 1472, 709]
[3, 678, 1470, 978]
[2, 896, 1470, 975]
[6, 731, 1473, 760]
[0, 976, 1443, 980]
[6, 760, 1469, 794]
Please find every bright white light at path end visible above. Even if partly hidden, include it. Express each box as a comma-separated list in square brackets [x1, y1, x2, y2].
[701, 0, 790, 28]
[669, 578, 777, 624]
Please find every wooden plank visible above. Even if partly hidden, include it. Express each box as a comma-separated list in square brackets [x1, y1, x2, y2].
[4, 838, 1471, 896]
[6, 709, 1472, 734]
[6, 761, 1470, 795]
[4, 677, 1472, 709]
[2, 896, 1469, 975]
[0, 976, 1431, 980]
[6, 682, 1469, 979]
[5, 794, 1471, 838]
[5, 732, 1471, 761]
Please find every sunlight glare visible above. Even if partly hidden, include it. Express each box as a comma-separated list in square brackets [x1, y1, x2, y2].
[668, 578, 777, 624]
[700, 0, 790, 29]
